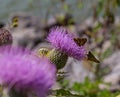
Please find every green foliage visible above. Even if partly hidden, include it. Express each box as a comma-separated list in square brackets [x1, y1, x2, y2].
[63, 4, 69, 12]
[110, 31, 118, 45]
[113, 0, 120, 7]
[72, 78, 119, 97]
[77, 1, 83, 9]
[92, 23, 102, 33]
[52, 89, 83, 97]
[101, 48, 112, 60]
[72, 78, 100, 97]
[52, 78, 119, 97]
[95, 0, 120, 23]
[96, 0, 104, 16]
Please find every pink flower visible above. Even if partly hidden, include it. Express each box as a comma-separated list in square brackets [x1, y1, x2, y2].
[0, 46, 56, 97]
[47, 27, 87, 60]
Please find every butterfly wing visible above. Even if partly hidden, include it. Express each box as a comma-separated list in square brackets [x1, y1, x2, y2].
[74, 38, 87, 46]
[87, 51, 100, 63]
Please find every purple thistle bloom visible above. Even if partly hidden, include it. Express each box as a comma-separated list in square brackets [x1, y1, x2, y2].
[47, 27, 87, 60]
[0, 46, 56, 97]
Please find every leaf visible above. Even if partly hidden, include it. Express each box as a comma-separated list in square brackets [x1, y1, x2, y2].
[87, 51, 100, 63]
[52, 89, 84, 97]
[74, 38, 87, 46]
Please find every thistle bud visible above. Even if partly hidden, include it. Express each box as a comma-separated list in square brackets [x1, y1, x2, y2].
[38, 48, 49, 57]
[0, 28, 12, 46]
[47, 48, 68, 70]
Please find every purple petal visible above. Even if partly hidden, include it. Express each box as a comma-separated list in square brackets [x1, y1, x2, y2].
[0, 46, 56, 97]
[47, 26, 87, 60]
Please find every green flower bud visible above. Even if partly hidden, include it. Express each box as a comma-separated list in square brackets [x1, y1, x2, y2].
[47, 49, 68, 70]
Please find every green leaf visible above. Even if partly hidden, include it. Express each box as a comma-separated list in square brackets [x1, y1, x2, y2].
[52, 89, 84, 97]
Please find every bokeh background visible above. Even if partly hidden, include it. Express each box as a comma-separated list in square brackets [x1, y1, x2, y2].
[0, 0, 95, 23]
[0, 0, 120, 96]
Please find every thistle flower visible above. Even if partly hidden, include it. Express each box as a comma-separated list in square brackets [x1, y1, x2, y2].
[47, 27, 87, 60]
[0, 46, 56, 97]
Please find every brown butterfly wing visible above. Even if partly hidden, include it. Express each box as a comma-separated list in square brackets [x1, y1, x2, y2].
[87, 51, 100, 63]
[74, 38, 87, 46]
[74, 38, 100, 63]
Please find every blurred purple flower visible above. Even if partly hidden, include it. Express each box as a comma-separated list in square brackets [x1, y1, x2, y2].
[0, 46, 56, 97]
[47, 27, 87, 60]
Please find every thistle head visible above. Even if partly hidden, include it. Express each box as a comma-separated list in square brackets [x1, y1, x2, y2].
[37, 27, 99, 70]
[47, 48, 68, 70]
[0, 46, 56, 97]
[47, 26, 87, 60]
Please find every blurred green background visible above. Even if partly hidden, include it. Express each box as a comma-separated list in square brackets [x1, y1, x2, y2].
[0, 0, 99, 23]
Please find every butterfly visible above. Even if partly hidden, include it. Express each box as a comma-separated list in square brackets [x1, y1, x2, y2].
[74, 38, 100, 63]
[74, 38, 87, 46]
[87, 51, 100, 63]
